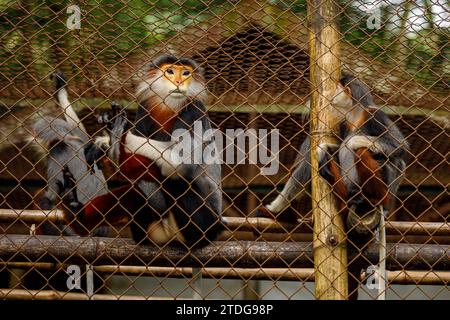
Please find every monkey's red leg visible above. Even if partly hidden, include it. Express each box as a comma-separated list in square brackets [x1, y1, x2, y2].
[327, 158, 348, 211]
[354, 148, 391, 207]
[119, 153, 161, 181]
[66, 185, 147, 235]
[317, 148, 347, 211]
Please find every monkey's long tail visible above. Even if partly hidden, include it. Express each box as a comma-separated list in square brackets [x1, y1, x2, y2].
[52, 70, 87, 135]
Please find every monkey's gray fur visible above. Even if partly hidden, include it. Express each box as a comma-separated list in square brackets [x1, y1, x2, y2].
[32, 71, 108, 235]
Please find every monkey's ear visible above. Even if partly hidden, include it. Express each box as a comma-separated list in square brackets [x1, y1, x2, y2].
[147, 62, 159, 71]
[195, 66, 205, 78]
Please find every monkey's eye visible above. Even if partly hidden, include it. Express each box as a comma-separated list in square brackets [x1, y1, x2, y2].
[182, 70, 191, 76]
[166, 69, 174, 75]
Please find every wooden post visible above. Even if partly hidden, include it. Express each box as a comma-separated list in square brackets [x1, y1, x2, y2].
[307, 0, 348, 299]
[242, 112, 261, 300]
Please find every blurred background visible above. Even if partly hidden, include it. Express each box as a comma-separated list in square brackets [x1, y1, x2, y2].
[0, 0, 448, 299]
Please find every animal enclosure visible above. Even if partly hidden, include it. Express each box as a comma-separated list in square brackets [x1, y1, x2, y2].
[0, 0, 448, 300]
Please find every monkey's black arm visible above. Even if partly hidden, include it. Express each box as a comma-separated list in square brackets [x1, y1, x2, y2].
[84, 142, 108, 173]
[86, 102, 130, 171]
[57, 165, 147, 236]
[56, 167, 89, 235]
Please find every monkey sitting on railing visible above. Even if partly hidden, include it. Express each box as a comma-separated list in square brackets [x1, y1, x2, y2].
[257, 74, 409, 299]
[57, 55, 224, 248]
[258, 74, 409, 231]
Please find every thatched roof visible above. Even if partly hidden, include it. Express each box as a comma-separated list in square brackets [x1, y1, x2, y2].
[95, 0, 448, 110]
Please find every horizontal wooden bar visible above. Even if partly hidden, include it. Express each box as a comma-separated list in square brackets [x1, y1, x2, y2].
[223, 217, 450, 236]
[0, 288, 181, 300]
[1, 210, 448, 237]
[0, 235, 448, 270]
[0, 209, 64, 224]
[2, 97, 448, 116]
[2, 262, 448, 285]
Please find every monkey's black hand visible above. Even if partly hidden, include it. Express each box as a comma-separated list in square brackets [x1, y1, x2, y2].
[57, 166, 83, 215]
[347, 195, 381, 234]
[97, 101, 127, 130]
[347, 193, 370, 216]
[84, 141, 107, 173]
[51, 71, 67, 97]
[97, 112, 112, 127]
[109, 111, 128, 165]
[318, 143, 339, 184]
[56, 166, 89, 235]
[110, 101, 122, 117]
[38, 195, 54, 211]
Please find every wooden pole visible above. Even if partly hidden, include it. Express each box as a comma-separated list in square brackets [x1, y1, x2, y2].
[0, 235, 448, 270]
[0, 289, 184, 300]
[192, 267, 203, 300]
[0, 209, 64, 223]
[242, 112, 262, 300]
[307, 0, 347, 299]
[2, 262, 449, 285]
[1, 210, 449, 237]
[221, 217, 450, 237]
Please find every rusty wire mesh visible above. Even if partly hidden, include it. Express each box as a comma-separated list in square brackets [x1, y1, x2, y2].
[0, 0, 448, 300]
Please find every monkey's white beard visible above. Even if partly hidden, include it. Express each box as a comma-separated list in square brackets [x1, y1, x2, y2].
[136, 72, 207, 111]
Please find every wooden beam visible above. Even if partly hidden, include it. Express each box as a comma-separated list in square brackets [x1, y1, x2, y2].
[0, 289, 181, 300]
[1, 97, 448, 116]
[0, 235, 448, 270]
[1, 210, 448, 237]
[222, 217, 450, 237]
[0, 209, 64, 224]
[3, 262, 448, 285]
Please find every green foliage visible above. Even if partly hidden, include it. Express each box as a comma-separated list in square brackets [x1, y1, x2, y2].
[339, 2, 447, 88]
[0, 0, 447, 94]
[0, 0, 230, 86]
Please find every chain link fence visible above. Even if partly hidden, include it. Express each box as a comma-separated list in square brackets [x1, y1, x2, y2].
[0, 0, 448, 300]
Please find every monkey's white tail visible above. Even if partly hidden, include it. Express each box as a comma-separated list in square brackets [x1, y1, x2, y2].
[56, 87, 87, 135]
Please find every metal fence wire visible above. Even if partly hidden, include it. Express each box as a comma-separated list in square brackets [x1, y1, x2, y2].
[0, 0, 448, 300]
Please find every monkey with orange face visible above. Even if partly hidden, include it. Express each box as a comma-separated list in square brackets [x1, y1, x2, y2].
[60, 55, 223, 248]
